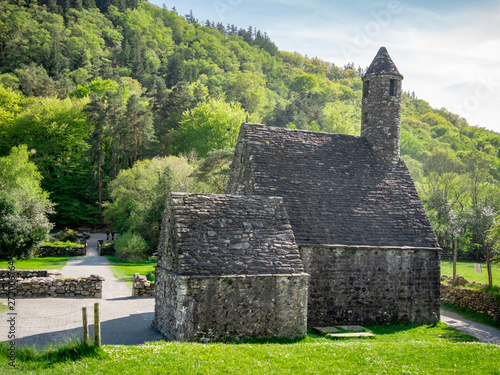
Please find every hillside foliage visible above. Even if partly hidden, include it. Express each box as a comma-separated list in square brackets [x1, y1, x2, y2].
[1, 0, 500, 259]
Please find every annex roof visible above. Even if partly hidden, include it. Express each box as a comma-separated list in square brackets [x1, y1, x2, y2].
[157, 193, 306, 276]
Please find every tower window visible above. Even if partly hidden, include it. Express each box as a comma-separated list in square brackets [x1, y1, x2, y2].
[389, 79, 395, 96]
[363, 81, 370, 98]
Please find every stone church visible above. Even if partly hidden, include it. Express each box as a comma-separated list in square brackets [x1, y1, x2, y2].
[153, 47, 441, 342]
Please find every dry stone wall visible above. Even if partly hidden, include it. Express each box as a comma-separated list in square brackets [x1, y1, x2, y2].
[300, 245, 441, 325]
[132, 273, 155, 297]
[441, 284, 500, 321]
[0, 269, 103, 298]
[35, 244, 86, 257]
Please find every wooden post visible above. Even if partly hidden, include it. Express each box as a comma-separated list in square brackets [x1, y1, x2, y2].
[82, 307, 89, 345]
[486, 241, 493, 288]
[453, 238, 457, 284]
[94, 302, 101, 347]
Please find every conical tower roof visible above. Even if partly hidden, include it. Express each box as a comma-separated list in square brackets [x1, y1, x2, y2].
[365, 47, 403, 77]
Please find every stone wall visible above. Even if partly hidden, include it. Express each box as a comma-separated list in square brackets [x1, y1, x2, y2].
[35, 244, 86, 257]
[300, 245, 441, 325]
[0, 269, 52, 278]
[153, 267, 308, 342]
[0, 269, 104, 298]
[132, 273, 154, 297]
[441, 284, 500, 321]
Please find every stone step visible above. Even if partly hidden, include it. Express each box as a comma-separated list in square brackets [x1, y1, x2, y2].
[327, 332, 375, 339]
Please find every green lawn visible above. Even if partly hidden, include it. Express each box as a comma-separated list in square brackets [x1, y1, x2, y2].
[441, 260, 500, 287]
[0, 257, 75, 270]
[104, 255, 156, 287]
[1, 323, 499, 374]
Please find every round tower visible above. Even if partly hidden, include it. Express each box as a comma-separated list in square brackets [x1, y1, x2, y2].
[361, 47, 403, 166]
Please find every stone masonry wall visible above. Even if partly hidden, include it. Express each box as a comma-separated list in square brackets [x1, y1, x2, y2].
[441, 284, 500, 321]
[132, 273, 155, 297]
[300, 246, 440, 325]
[0, 269, 104, 298]
[153, 267, 308, 342]
[35, 244, 86, 257]
[0, 269, 52, 278]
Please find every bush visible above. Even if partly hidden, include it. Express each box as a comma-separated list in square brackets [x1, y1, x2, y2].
[114, 232, 149, 261]
[39, 241, 82, 248]
[54, 228, 79, 242]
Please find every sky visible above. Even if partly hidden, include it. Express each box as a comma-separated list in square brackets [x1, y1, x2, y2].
[149, 0, 500, 133]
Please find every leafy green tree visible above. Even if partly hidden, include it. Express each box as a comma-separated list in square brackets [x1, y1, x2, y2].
[15, 64, 55, 97]
[172, 98, 246, 157]
[290, 73, 319, 93]
[119, 94, 155, 165]
[322, 102, 359, 135]
[103, 155, 200, 251]
[193, 148, 234, 193]
[0, 145, 54, 259]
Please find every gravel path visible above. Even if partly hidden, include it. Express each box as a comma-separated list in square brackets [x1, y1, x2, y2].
[441, 310, 500, 345]
[0, 233, 164, 347]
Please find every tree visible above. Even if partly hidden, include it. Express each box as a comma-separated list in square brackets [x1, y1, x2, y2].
[290, 73, 319, 93]
[11, 96, 95, 225]
[322, 102, 359, 135]
[172, 98, 246, 157]
[103, 155, 200, 251]
[193, 148, 234, 193]
[0, 145, 54, 259]
[119, 94, 155, 165]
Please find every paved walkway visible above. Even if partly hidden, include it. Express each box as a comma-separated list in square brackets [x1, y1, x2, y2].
[440, 310, 500, 344]
[0, 233, 164, 347]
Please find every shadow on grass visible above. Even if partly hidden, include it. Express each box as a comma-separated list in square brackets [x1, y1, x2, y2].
[366, 322, 436, 335]
[0, 339, 107, 369]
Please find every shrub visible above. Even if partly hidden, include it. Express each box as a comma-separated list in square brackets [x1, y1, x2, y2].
[54, 228, 79, 242]
[114, 231, 149, 261]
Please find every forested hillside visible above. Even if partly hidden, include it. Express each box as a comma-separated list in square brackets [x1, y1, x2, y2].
[1, 0, 500, 259]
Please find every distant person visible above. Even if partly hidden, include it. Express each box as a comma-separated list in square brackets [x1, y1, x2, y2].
[111, 231, 115, 241]
[106, 230, 110, 241]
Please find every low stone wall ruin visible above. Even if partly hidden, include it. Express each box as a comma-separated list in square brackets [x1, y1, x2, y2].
[132, 273, 154, 297]
[0, 269, 104, 298]
[441, 284, 500, 321]
[35, 244, 86, 257]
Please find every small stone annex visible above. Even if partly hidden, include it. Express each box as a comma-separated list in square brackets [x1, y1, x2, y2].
[153, 47, 441, 341]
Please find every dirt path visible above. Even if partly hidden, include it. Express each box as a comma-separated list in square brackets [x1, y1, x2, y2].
[0, 233, 163, 347]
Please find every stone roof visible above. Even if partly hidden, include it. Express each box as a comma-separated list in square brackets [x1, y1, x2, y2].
[157, 193, 306, 276]
[365, 47, 403, 77]
[226, 123, 439, 248]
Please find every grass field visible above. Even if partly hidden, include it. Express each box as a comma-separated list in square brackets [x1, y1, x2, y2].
[1, 323, 499, 374]
[441, 260, 500, 286]
[0, 257, 75, 270]
[104, 256, 156, 287]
